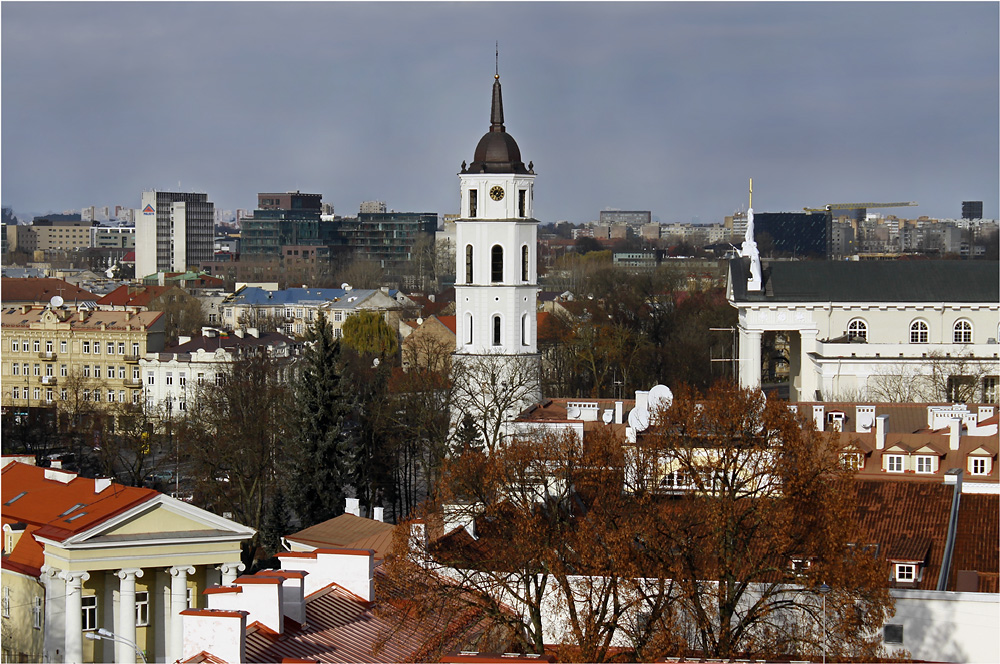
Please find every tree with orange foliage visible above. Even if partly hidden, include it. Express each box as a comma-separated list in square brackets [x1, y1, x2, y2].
[378, 383, 893, 662]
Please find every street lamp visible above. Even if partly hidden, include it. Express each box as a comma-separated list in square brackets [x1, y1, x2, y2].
[85, 627, 147, 664]
[818, 583, 832, 664]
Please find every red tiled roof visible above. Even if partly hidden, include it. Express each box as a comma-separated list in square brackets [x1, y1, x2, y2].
[437, 315, 457, 335]
[0, 277, 96, 304]
[96, 284, 174, 307]
[244, 581, 435, 663]
[1, 462, 157, 572]
[284, 514, 395, 561]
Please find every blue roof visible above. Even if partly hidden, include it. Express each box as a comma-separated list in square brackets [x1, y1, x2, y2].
[231, 287, 399, 308]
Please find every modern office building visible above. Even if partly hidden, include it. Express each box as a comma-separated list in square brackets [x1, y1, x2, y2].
[135, 191, 215, 277]
[962, 201, 984, 220]
[334, 212, 437, 274]
[240, 192, 327, 258]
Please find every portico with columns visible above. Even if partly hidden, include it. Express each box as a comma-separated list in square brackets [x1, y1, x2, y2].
[2, 461, 253, 664]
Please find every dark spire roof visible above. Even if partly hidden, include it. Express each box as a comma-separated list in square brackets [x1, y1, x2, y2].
[466, 74, 531, 175]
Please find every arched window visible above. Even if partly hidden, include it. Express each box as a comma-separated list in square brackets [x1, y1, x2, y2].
[469, 189, 478, 218]
[953, 320, 973, 344]
[466, 313, 473, 345]
[910, 320, 929, 344]
[847, 319, 868, 342]
[491, 245, 503, 283]
[465, 245, 474, 284]
[493, 315, 502, 346]
[521, 245, 529, 282]
[521, 313, 530, 346]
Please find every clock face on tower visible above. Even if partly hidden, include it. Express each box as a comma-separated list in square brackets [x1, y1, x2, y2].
[489, 186, 505, 201]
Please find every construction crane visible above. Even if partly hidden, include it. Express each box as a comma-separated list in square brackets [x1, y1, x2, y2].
[803, 201, 918, 216]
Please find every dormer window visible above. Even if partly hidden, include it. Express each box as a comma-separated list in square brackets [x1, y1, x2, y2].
[915, 456, 935, 474]
[885, 454, 904, 473]
[842, 453, 863, 471]
[827, 411, 846, 431]
[970, 456, 991, 476]
[894, 563, 919, 583]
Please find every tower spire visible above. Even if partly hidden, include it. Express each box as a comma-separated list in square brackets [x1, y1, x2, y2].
[491, 44, 504, 132]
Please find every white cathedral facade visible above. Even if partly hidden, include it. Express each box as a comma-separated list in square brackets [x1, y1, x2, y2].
[452, 73, 542, 450]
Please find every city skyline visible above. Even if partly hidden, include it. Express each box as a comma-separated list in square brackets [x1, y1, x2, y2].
[2, 2, 998, 224]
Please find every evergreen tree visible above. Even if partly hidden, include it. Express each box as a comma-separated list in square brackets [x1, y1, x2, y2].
[260, 488, 290, 556]
[286, 312, 359, 527]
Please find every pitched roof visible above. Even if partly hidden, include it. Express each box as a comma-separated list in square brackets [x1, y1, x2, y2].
[243, 580, 439, 663]
[96, 284, 176, 307]
[0, 277, 96, 304]
[1, 306, 163, 331]
[284, 514, 395, 560]
[729, 258, 1000, 303]
[1, 462, 158, 575]
[166, 330, 296, 354]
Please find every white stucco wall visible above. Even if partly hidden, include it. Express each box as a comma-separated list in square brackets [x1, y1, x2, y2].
[886, 589, 1000, 663]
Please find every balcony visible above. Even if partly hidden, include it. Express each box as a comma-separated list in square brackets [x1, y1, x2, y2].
[124, 354, 141, 363]
[124, 378, 142, 388]
[41, 376, 57, 386]
[39, 351, 57, 360]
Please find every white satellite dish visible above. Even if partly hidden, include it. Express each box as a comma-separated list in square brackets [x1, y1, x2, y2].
[49, 295, 64, 308]
[628, 406, 649, 432]
[601, 409, 614, 424]
[858, 413, 874, 431]
[647, 384, 674, 413]
[105, 268, 115, 278]
[566, 406, 582, 419]
[341, 283, 350, 289]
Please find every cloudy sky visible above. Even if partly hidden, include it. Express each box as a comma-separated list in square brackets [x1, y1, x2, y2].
[3, 2, 997, 224]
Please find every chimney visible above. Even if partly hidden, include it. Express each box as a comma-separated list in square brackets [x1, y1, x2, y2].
[373, 506, 384, 522]
[948, 419, 961, 451]
[855, 405, 876, 433]
[277, 549, 375, 600]
[635, 390, 649, 413]
[979, 406, 996, 422]
[345, 497, 361, 517]
[94, 478, 112, 493]
[408, 519, 428, 564]
[177, 335, 191, 346]
[875, 414, 889, 450]
[207, 576, 284, 634]
[247, 328, 259, 338]
[255, 570, 307, 626]
[615, 401, 623, 424]
[234, 329, 245, 338]
[442, 503, 475, 538]
[813, 405, 825, 432]
[180, 609, 247, 664]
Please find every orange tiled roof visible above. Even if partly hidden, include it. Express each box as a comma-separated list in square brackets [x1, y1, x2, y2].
[1, 306, 163, 331]
[96, 284, 174, 307]
[1, 462, 158, 575]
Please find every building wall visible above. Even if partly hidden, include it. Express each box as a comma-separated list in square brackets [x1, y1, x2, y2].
[0, 569, 45, 663]
[887, 589, 1000, 662]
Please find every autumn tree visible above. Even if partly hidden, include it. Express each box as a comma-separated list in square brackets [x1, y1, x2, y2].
[182, 351, 291, 565]
[150, 288, 206, 346]
[91, 399, 168, 487]
[379, 383, 893, 662]
[628, 383, 893, 660]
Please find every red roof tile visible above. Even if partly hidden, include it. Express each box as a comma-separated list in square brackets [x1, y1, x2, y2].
[1, 277, 96, 304]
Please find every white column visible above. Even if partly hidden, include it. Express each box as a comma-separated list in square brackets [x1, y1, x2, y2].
[168, 566, 195, 664]
[60, 570, 90, 664]
[799, 329, 819, 401]
[116, 568, 143, 663]
[739, 328, 763, 389]
[40, 566, 64, 663]
[219, 561, 244, 585]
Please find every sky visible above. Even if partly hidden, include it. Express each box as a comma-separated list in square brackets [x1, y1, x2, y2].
[2, 2, 998, 225]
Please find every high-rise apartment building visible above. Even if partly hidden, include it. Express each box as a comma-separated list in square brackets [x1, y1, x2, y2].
[135, 191, 214, 277]
[240, 192, 325, 258]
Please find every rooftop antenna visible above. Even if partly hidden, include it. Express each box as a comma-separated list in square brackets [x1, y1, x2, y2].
[495, 41, 499, 78]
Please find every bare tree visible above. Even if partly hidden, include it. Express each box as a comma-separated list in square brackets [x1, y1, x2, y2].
[451, 352, 541, 453]
[864, 351, 995, 403]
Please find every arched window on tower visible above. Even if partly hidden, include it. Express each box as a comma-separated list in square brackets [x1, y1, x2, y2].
[491, 246, 503, 283]
[521, 313, 530, 346]
[521, 245, 529, 282]
[469, 189, 478, 218]
[465, 245, 474, 284]
[518, 189, 526, 217]
[493, 315, 502, 346]
[466, 313, 473, 345]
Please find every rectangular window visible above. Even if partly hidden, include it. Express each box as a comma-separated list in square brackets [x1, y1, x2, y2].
[32, 596, 42, 629]
[94, 366, 101, 379]
[60, 389, 67, 401]
[83, 341, 90, 354]
[215, 374, 224, 386]
[971, 457, 989, 475]
[82, 595, 97, 630]
[84, 389, 91, 401]
[135, 591, 149, 626]
[133, 366, 141, 381]
[45, 340, 53, 353]
[886, 455, 904, 473]
[984, 376, 998, 404]
[469, 188, 478, 217]
[21, 341, 28, 352]
[60, 341, 67, 353]
[107, 342, 115, 355]
[334, 311, 342, 322]
[13, 387, 20, 400]
[45, 364, 53, 377]
[31, 388, 40, 401]
[33, 340, 40, 352]
[11, 339, 18, 353]
[895, 564, 916, 582]
[12, 363, 19, 376]
[118, 391, 125, 402]
[518, 189, 526, 217]
[147, 372, 155, 385]
[884, 624, 904, 645]
[187, 586, 195, 609]
[166, 373, 173, 386]
[197, 373, 205, 385]
[1, 586, 9, 618]
[118, 366, 126, 379]
[133, 391, 141, 404]
[60, 364, 68, 377]
[107, 390, 115, 403]
[93, 342, 100, 354]
[45, 389, 53, 403]
[83, 365, 91, 377]
[915, 456, 934, 473]
[33, 364, 40, 377]
[132, 342, 140, 356]
[118, 342, 126, 355]
[179, 373, 186, 387]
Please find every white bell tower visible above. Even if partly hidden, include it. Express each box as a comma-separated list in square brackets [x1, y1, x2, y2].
[452, 70, 541, 449]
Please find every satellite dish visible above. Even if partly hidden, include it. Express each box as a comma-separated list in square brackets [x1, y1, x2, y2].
[602, 409, 614, 424]
[372, 357, 380, 368]
[647, 384, 674, 414]
[105, 268, 115, 278]
[566, 406, 582, 419]
[50, 295, 64, 308]
[858, 414, 874, 431]
[628, 406, 649, 432]
[341, 283, 350, 289]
